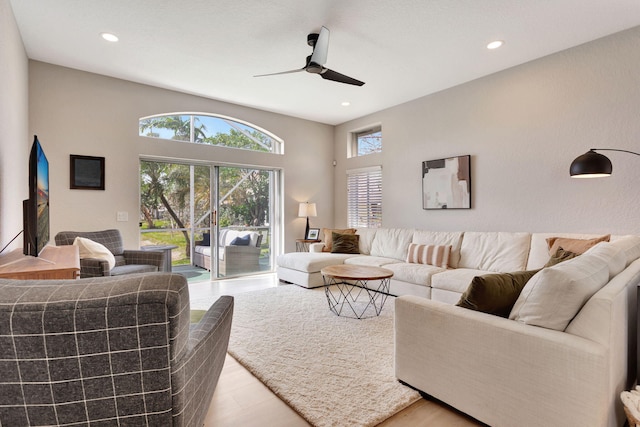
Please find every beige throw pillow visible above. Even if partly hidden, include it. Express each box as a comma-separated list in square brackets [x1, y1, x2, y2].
[73, 236, 116, 270]
[546, 234, 610, 256]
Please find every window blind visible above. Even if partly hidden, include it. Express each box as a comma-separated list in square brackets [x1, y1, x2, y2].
[347, 166, 382, 228]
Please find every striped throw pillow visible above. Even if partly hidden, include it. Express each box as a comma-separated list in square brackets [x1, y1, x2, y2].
[406, 243, 452, 268]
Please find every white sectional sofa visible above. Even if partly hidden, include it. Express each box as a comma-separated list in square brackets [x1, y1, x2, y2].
[276, 228, 640, 426]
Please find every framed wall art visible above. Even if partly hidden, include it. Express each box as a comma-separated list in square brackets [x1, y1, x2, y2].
[422, 155, 471, 209]
[70, 154, 105, 190]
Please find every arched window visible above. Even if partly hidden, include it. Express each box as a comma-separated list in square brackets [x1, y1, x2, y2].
[139, 113, 283, 154]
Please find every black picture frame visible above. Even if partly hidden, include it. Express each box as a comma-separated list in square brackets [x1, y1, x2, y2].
[422, 155, 471, 209]
[306, 228, 320, 240]
[70, 155, 105, 190]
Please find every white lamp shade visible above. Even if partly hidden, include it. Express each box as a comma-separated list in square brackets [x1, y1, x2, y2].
[298, 202, 317, 217]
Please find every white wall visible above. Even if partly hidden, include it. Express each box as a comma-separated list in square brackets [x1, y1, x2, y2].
[0, 0, 29, 251]
[28, 61, 334, 252]
[334, 26, 640, 235]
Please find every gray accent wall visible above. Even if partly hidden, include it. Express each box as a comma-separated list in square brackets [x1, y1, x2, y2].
[334, 26, 640, 235]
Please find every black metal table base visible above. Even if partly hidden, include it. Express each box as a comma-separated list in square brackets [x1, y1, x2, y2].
[323, 277, 391, 319]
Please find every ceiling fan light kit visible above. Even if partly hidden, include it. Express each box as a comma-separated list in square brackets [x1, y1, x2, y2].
[255, 26, 365, 86]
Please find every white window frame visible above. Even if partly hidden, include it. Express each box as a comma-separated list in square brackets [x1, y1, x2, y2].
[347, 166, 382, 228]
[138, 112, 284, 154]
[349, 126, 382, 158]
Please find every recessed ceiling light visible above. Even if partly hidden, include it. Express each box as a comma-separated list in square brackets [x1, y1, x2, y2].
[486, 40, 504, 50]
[100, 32, 119, 42]
[341, 101, 351, 107]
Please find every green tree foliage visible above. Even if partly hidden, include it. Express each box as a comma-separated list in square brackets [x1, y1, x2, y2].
[139, 115, 271, 259]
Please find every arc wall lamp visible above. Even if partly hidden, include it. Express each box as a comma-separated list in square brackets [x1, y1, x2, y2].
[570, 149, 640, 178]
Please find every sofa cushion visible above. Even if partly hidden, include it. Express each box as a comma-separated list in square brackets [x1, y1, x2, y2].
[355, 228, 377, 255]
[406, 243, 451, 268]
[581, 242, 625, 280]
[546, 234, 610, 256]
[201, 233, 211, 246]
[609, 235, 640, 267]
[195, 245, 211, 256]
[431, 268, 494, 294]
[276, 252, 355, 273]
[321, 228, 357, 252]
[384, 262, 445, 286]
[458, 232, 531, 272]
[344, 255, 402, 267]
[509, 249, 611, 331]
[331, 233, 360, 254]
[370, 228, 415, 260]
[456, 270, 540, 318]
[73, 237, 116, 270]
[110, 264, 158, 276]
[412, 230, 464, 268]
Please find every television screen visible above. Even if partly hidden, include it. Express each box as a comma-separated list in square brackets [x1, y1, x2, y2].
[23, 135, 50, 256]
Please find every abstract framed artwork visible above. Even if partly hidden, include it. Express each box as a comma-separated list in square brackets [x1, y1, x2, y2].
[422, 155, 471, 209]
[70, 154, 105, 190]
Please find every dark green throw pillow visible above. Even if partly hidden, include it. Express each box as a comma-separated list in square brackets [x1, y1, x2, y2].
[456, 270, 541, 318]
[544, 247, 579, 267]
[331, 232, 360, 254]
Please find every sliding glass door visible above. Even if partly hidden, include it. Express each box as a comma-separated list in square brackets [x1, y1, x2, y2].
[140, 159, 276, 279]
[214, 166, 274, 278]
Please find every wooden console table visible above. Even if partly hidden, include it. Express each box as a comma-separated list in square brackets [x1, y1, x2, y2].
[0, 245, 80, 280]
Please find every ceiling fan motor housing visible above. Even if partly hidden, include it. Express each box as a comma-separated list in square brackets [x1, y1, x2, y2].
[307, 33, 319, 47]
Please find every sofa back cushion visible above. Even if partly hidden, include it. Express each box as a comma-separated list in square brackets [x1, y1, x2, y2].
[458, 232, 531, 272]
[609, 235, 640, 267]
[412, 230, 464, 268]
[355, 228, 377, 255]
[370, 228, 415, 261]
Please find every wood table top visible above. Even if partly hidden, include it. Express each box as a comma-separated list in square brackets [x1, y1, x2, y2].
[321, 264, 394, 280]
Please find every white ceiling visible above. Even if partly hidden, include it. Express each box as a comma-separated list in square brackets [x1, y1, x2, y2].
[9, 0, 640, 125]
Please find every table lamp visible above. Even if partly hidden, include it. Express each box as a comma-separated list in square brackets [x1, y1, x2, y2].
[298, 202, 317, 239]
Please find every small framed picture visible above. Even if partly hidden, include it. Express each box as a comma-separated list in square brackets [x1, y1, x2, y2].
[70, 154, 105, 190]
[306, 228, 320, 240]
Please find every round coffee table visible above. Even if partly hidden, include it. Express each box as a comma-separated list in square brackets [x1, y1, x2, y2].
[320, 265, 393, 319]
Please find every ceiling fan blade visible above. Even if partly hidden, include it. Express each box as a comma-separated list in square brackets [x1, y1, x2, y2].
[320, 68, 365, 86]
[310, 26, 329, 66]
[254, 68, 304, 78]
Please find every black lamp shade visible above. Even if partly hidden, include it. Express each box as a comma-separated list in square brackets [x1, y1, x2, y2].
[570, 150, 612, 177]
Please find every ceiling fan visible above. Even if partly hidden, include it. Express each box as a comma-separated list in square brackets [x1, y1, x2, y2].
[254, 26, 365, 86]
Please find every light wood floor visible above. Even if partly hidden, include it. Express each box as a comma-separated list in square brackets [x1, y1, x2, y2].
[191, 274, 484, 427]
[203, 354, 483, 427]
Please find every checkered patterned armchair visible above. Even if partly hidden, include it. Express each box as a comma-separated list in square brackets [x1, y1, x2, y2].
[55, 229, 165, 278]
[0, 273, 233, 426]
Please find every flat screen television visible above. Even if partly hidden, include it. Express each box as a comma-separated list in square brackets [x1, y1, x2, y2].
[23, 135, 50, 256]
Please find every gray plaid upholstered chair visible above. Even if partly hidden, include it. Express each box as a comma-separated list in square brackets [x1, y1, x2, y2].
[0, 272, 233, 426]
[55, 229, 164, 278]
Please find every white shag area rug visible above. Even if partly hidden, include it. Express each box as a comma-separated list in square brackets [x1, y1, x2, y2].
[227, 285, 421, 427]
